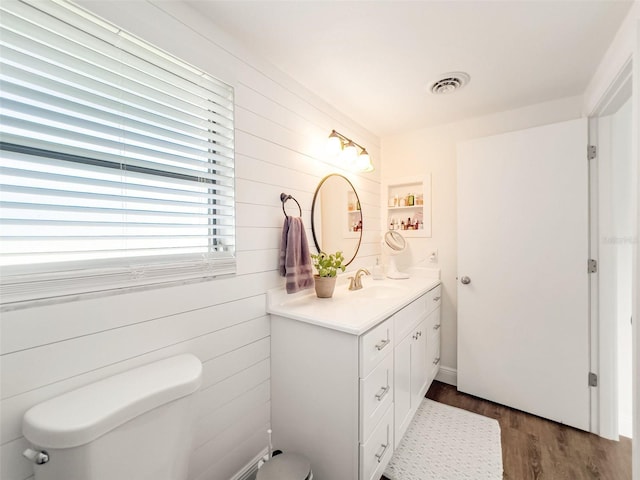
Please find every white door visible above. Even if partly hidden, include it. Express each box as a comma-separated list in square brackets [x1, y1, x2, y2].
[457, 118, 590, 431]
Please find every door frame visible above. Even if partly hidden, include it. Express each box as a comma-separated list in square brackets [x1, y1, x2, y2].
[587, 57, 633, 440]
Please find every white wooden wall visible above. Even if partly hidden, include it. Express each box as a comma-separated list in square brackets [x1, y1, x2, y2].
[0, 2, 382, 479]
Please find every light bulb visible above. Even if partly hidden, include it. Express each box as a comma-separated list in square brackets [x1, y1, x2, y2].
[342, 140, 358, 165]
[357, 150, 374, 172]
[326, 131, 342, 156]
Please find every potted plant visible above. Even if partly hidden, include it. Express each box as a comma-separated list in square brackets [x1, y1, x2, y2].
[310, 251, 346, 298]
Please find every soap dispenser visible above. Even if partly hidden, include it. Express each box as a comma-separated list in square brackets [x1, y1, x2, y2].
[372, 257, 385, 280]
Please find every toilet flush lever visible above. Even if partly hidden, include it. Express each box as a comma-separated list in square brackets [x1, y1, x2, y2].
[23, 448, 49, 465]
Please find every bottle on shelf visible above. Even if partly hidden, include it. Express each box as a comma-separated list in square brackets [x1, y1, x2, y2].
[407, 193, 414, 206]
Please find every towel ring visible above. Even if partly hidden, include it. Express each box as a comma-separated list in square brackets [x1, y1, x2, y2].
[280, 193, 302, 217]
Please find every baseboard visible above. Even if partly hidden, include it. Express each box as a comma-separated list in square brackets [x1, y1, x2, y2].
[231, 448, 268, 480]
[435, 366, 457, 386]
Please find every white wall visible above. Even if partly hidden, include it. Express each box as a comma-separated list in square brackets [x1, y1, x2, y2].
[633, 15, 639, 480]
[612, 99, 635, 440]
[0, 2, 381, 480]
[597, 98, 635, 439]
[381, 95, 584, 379]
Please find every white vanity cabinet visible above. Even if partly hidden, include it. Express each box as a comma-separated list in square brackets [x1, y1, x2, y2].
[270, 314, 395, 480]
[269, 281, 441, 480]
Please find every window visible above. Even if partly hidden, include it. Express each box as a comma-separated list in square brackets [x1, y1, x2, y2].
[0, 0, 235, 304]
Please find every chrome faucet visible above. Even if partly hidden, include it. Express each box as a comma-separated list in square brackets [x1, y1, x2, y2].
[349, 268, 371, 291]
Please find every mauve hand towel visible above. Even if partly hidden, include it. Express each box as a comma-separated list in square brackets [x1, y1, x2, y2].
[279, 216, 314, 293]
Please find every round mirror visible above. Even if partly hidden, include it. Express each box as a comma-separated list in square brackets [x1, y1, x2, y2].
[311, 174, 362, 266]
[384, 230, 409, 279]
[384, 230, 406, 251]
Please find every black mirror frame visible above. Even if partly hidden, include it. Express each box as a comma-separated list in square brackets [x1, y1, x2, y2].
[310, 173, 363, 267]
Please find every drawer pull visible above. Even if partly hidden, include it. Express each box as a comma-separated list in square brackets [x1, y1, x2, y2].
[375, 385, 390, 401]
[433, 357, 441, 365]
[374, 443, 389, 463]
[433, 296, 441, 302]
[375, 338, 390, 351]
[433, 324, 441, 330]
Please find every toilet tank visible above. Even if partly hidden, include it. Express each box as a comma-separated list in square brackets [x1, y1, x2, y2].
[22, 354, 202, 480]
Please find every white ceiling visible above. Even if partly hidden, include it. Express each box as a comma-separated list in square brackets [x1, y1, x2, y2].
[185, 1, 633, 136]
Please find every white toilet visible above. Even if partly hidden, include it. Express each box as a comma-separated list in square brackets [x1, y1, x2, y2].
[22, 354, 202, 480]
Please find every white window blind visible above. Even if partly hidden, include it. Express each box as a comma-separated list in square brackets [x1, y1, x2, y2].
[0, 0, 235, 304]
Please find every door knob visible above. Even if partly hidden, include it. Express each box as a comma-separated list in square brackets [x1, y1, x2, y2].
[460, 276, 471, 285]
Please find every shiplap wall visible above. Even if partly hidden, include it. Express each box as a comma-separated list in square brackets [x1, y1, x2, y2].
[0, 1, 381, 479]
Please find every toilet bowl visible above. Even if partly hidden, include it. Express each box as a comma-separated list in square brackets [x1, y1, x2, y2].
[22, 354, 202, 480]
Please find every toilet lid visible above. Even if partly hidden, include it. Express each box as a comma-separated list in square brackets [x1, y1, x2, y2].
[257, 453, 311, 480]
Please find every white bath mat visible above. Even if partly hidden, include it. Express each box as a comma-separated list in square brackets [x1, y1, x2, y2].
[384, 399, 503, 480]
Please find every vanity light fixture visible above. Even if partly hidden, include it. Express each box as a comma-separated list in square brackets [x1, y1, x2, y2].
[326, 130, 374, 172]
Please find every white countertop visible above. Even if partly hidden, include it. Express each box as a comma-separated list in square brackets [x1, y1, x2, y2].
[267, 267, 441, 335]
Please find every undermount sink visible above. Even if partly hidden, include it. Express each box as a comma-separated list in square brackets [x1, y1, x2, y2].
[349, 282, 407, 299]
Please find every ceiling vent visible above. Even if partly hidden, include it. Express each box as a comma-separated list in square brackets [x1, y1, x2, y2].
[429, 72, 470, 95]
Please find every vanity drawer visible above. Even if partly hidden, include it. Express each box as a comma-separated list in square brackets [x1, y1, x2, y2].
[425, 284, 442, 314]
[360, 317, 393, 377]
[427, 331, 441, 386]
[360, 351, 394, 443]
[393, 293, 427, 341]
[426, 306, 441, 336]
[360, 403, 394, 480]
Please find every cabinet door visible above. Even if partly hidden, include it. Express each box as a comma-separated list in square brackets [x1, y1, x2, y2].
[393, 333, 411, 448]
[410, 318, 428, 408]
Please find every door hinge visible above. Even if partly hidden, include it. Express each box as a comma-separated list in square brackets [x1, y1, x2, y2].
[588, 259, 597, 273]
[588, 372, 598, 387]
[588, 145, 597, 160]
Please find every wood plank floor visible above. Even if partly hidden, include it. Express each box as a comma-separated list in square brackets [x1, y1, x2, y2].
[382, 381, 631, 480]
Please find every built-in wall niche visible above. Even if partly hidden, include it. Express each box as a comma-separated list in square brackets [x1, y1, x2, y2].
[383, 175, 432, 237]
